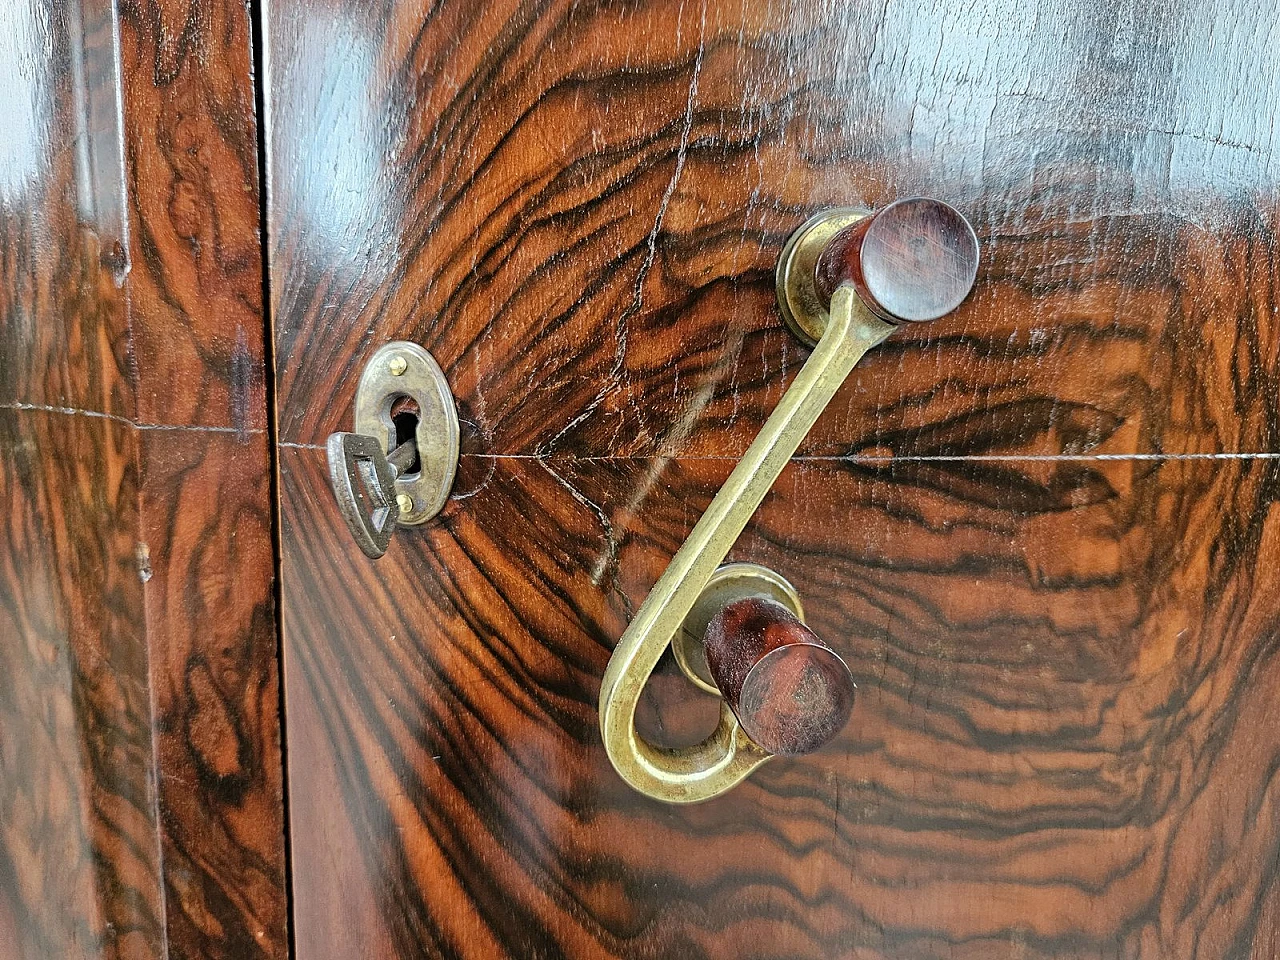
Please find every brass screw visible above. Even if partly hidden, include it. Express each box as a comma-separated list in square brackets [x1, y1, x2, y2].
[395, 493, 414, 515]
[388, 355, 408, 376]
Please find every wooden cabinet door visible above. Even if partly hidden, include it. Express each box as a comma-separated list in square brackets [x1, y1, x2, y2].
[0, 3, 286, 958]
[264, 1, 1280, 957]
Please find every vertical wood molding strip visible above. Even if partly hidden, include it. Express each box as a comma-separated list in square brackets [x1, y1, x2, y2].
[0, 1, 287, 958]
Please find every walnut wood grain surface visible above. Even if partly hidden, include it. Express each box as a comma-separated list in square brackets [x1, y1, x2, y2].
[267, 0, 1280, 957]
[268, 0, 1279, 463]
[138, 431, 286, 958]
[0, 2, 285, 958]
[283, 448, 1280, 959]
[0, 410, 161, 959]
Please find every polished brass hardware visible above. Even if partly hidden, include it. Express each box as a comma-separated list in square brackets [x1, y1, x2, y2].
[598, 278, 889, 802]
[327, 341, 459, 558]
[599, 202, 978, 803]
[600, 207, 892, 803]
[775, 207, 868, 346]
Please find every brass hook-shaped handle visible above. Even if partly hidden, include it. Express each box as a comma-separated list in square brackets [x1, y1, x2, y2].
[599, 199, 979, 803]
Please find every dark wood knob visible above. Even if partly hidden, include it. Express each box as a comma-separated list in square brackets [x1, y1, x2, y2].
[814, 197, 979, 322]
[704, 598, 855, 756]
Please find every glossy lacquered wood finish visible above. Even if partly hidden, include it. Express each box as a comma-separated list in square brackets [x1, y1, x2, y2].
[137, 430, 284, 958]
[267, 0, 1280, 957]
[282, 447, 1280, 959]
[0, 410, 158, 959]
[0, 2, 285, 958]
[268, 1, 1280, 464]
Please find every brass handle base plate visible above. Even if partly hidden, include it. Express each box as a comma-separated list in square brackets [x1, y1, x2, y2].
[775, 207, 868, 346]
[673, 563, 805, 695]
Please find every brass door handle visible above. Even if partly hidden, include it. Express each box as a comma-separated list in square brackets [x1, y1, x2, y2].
[599, 198, 979, 803]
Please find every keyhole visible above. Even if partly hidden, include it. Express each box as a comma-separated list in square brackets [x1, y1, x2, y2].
[390, 395, 421, 476]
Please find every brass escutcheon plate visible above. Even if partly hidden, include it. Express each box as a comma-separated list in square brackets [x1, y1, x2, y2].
[353, 341, 459, 526]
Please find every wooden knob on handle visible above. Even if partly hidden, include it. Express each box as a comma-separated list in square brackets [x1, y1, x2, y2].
[704, 598, 855, 756]
[814, 197, 979, 323]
